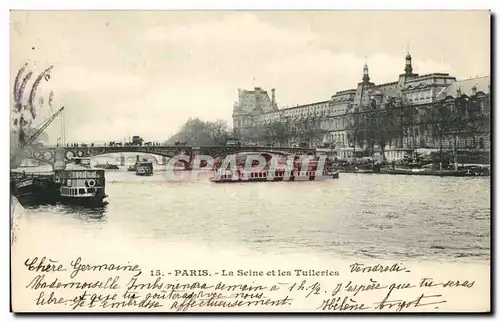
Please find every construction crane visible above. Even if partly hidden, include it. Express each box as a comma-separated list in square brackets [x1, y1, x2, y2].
[11, 106, 64, 169]
[23, 106, 64, 148]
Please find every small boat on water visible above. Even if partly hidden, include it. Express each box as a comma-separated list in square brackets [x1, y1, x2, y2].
[94, 162, 119, 170]
[136, 160, 153, 176]
[210, 153, 339, 183]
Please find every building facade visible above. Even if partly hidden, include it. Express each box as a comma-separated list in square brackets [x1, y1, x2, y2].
[232, 53, 491, 161]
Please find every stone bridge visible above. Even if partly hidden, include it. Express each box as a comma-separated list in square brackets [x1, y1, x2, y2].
[21, 144, 316, 166]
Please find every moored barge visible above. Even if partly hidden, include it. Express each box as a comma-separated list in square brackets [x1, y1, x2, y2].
[381, 167, 476, 177]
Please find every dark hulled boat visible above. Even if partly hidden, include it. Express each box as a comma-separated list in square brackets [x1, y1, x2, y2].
[94, 162, 119, 170]
[56, 157, 108, 206]
[135, 160, 153, 176]
[10, 172, 60, 206]
[381, 167, 473, 177]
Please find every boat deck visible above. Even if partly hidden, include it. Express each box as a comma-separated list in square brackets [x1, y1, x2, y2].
[11, 171, 54, 180]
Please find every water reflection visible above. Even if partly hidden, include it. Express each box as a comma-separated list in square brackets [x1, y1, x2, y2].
[14, 198, 108, 223]
[58, 204, 108, 221]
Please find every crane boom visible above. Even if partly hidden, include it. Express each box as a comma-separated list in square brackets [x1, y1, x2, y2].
[23, 106, 64, 148]
[10, 106, 65, 169]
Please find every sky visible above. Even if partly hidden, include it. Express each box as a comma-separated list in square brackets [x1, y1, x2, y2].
[10, 10, 490, 144]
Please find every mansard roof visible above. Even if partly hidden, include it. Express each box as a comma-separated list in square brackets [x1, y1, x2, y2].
[437, 76, 490, 99]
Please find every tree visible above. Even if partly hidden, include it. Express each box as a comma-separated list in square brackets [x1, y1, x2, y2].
[207, 119, 231, 145]
[399, 104, 419, 150]
[168, 118, 232, 146]
[364, 108, 376, 156]
[347, 108, 365, 158]
[268, 121, 289, 146]
[373, 108, 396, 160]
[465, 97, 483, 148]
[425, 100, 453, 165]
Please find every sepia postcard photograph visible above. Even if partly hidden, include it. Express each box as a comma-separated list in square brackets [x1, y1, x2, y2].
[8, 7, 492, 313]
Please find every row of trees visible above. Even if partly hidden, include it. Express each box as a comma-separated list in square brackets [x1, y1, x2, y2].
[258, 118, 324, 146]
[167, 118, 233, 146]
[253, 94, 490, 157]
[349, 94, 491, 158]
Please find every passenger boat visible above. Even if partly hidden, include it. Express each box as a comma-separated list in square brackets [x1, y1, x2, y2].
[136, 161, 153, 176]
[381, 167, 472, 177]
[56, 157, 108, 206]
[210, 153, 339, 183]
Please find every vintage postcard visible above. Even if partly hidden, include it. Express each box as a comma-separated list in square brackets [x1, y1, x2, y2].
[9, 10, 491, 313]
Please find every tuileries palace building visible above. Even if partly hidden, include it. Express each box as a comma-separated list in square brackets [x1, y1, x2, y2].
[232, 53, 491, 161]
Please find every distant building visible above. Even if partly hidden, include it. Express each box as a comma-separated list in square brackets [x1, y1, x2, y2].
[232, 87, 278, 142]
[232, 53, 490, 161]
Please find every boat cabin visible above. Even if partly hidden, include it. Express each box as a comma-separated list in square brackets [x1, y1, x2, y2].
[55, 157, 106, 198]
[135, 160, 153, 175]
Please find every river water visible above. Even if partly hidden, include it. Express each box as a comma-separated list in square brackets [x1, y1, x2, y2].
[12, 166, 491, 263]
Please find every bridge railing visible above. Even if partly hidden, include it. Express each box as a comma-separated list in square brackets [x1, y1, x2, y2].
[32, 144, 317, 150]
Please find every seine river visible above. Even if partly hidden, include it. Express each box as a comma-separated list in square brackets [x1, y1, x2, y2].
[12, 164, 490, 264]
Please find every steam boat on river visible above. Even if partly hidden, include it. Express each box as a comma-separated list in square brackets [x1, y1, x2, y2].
[56, 157, 108, 206]
[209, 152, 339, 183]
[135, 160, 153, 176]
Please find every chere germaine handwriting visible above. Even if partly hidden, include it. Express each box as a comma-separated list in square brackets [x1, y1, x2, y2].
[24, 257, 143, 279]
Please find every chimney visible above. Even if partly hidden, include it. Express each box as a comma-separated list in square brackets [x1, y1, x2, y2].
[271, 88, 276, 106]
[456, 87, 461, 97]
[472, 85, 477, 96]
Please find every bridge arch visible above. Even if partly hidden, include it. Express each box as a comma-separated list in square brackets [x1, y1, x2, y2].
[20, 149, 57, 166]
[90, 152, 163, 165]
[19, 156, 55, 166]
[88, 152, 192, 167]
